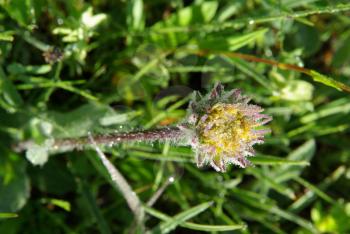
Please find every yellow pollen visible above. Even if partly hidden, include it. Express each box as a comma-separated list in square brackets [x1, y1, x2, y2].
[197, 103, 254, 156]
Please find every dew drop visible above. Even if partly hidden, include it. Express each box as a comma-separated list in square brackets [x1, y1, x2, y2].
[168, 176, 175, 183]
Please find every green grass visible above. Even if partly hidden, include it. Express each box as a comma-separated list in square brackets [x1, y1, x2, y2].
[1, 0, 350, 233]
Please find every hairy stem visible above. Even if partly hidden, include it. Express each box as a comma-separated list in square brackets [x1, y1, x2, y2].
[14, 126, 185, 153]
[88, 134, 145, 229]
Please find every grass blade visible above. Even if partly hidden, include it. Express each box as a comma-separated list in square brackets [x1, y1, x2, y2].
[289, 166, 346, 213]
[248, 168, 296, 199]
[0, 213, 18, 219]
[273, 139, 315, 182]
[145, 205, 244, 233]
[150, 201, 213, 234]
[251, 155, 310, 166]
[231, 188, 317, 233]
[293, 177, 335, 204]
[309, 70, 350, 93]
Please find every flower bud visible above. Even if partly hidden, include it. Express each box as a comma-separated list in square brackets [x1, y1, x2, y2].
[183, 83, 272, 172]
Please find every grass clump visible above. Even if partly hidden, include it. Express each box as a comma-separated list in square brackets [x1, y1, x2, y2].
[1, 0, 350, 233]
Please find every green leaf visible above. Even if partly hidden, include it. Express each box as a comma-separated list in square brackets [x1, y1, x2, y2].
[70, 160, 112, 234]
[273, 139, 316, 182]
[293, 177, 335, 204]
[174, 1, 218, 25]
[225, 57, 270, 89]
[231, 188, 317, 233]
[311, 202, 350, 233]
[80, 182, 111, 234]
[309, 70, 350, 93]
[332, 30, 350, 68]
[0, 31, 15, 42]
[300, 98, 350, 124]
[251, 155, 310, 166]
[47, 103, 113, 138]
[289, 166, 346, 213]
[150, 1, 218, 47]
[41, 198, 71, 212]
[180, 222, 245, 232]
[0, 153, 30, 212]
[198, 29, 268, 51]
[0, 67, 23, 112]
[269, 206, 317, 233]
[292, 24, 321, 57]
[0, 213, 18, 219]
[248, 168, 296, 199]
[7, 63, 52, 75]
[145, 206, 245, 232]
[2, 0, 34, 27]
[151, 201, 213, 234]
[127, 0, 144, 31]
[30, 158, 76, 195]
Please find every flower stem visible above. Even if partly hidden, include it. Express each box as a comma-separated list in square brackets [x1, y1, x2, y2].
[14, 126, 185, 152]
[87, 133, 145, 229]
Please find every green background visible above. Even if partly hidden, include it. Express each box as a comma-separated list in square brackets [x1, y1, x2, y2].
[1, 0, 350, 233]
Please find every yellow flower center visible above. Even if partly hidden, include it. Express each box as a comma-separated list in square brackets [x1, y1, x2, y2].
[197, 103, 253, 157]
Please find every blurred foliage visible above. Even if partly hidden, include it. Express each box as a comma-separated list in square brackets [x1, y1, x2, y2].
[1, 0, 350, 233]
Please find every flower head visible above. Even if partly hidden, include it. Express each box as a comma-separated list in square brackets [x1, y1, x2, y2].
[182, 83, 272, 172]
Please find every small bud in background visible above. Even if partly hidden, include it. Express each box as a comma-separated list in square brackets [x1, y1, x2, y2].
[42, 47, 63, 64]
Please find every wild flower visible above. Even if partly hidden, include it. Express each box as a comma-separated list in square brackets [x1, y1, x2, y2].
[16, 83, 271, 172]
[180, 83, 272, 172]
